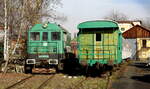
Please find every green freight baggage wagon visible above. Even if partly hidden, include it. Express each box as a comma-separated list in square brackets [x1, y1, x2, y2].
[77, 20, 122, 68]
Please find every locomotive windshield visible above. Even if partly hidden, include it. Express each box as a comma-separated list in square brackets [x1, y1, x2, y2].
[30, 32, 40, 41]
[42, 32, 48, 41]
[51, 32, 60, 40]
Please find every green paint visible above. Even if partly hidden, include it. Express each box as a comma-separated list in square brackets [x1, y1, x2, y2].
[27, 23, 65, 55]
[78, 20, 118, 29]
[30, 23, 62, 31]
[77, 20, 122, 66]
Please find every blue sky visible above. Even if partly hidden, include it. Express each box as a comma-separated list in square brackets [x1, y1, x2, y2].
[135, 0, 150, 4]
[56, 0, 150, 35]
[135, 0, 150, 12]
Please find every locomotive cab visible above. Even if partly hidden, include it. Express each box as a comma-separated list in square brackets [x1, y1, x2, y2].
[25, 23, 65, 73]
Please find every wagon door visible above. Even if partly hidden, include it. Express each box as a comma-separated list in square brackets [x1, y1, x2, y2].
[94, 33, 103, 59]
[94, 32, 110, 61]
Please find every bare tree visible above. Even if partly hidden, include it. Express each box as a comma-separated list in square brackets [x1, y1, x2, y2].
[0, 0, 63, 35]
[3, 0, 9, 73]
[141, 17, 150, 29]
[0, 0, 65, 73]
[104, 10, 129, 21]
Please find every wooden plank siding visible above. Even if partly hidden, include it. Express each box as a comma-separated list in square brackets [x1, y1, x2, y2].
[123, 25, 150, 38]
[78, 30, 119, 62]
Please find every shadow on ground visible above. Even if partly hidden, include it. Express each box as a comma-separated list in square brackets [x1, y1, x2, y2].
[131, 74, 150, 83]
[63, 53, 113, 77]
[130, 62, 150, 70]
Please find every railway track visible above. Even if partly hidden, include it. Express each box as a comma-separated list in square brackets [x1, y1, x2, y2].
[5, 74, 55, 89]
[5, 74, 56, 89]
[3, 64, 125, 89]
[36, 74, 55, 89]
[5, 75, 34, 89]
[67, 77, 88, 89]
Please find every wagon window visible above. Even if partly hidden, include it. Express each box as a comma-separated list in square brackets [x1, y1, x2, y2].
[51, 32, 60, 40]
[30, 32, 40, 41]
[96, 33, 101, 41]
[42, 32, 48, 41]
[142, 40, 147, 48]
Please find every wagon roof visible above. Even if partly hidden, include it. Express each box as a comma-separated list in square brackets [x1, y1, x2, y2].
[77, 20, 118, 29]
[29, 23, 62, 31]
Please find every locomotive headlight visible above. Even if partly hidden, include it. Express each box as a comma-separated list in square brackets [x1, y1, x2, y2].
[26, 59, 35, 64]
[49, 59, 58, 65]
[43, 23, 48, 29]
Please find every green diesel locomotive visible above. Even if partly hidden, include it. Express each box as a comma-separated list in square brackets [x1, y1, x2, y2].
[25, 23, 66, 73]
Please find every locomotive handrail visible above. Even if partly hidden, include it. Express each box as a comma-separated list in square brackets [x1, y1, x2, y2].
[27, 41, 59, 53]
[79, 53, 114, 55]
[79, 49, 111, 59]
[79, 58, 110, 60]
[79, 49, 110, 51]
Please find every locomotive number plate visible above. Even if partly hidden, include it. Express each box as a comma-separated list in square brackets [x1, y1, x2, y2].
[38, 55, 49, 58]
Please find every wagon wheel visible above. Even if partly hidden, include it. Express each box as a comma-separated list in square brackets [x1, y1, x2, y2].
[103, 64, 108, 72]
[85, 65, 91, 77]
[96, 63, 105, 76]
[115, 64, 120, 70]
[56, 62, 64, 73]
[112, 64, 118, 72]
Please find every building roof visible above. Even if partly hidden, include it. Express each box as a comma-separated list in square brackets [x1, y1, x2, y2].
[78, 20, 119, 29]
[117, 20, 142, 23]
[123, 25, 150, 38]
[117, 20, 142, 26]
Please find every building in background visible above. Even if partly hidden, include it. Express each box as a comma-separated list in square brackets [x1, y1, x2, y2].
[123, 25, 150, 61]
[117, 20, 142, 33]
[70, 38, 77, 57]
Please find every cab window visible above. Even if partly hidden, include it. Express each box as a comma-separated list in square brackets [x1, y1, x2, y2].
[51, 32, 60, 40]
[42, 32, 48, 41]
[30, 32, 40, 41]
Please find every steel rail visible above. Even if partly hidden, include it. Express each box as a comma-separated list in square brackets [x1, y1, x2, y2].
[5, 75, 34, 89]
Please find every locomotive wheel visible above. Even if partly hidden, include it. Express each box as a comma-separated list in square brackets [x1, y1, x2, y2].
[115, 64, 120, 70]
[24, 64, 32, 74]
[56, 62, 64, 73]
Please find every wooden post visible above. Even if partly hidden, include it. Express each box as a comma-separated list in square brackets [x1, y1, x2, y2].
[136, 38, 138, 61]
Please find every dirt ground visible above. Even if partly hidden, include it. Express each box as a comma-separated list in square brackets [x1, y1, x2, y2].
[110, 61, 150, 89]
[1, 61, 148, 89]
[0, 70, 109, 89]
